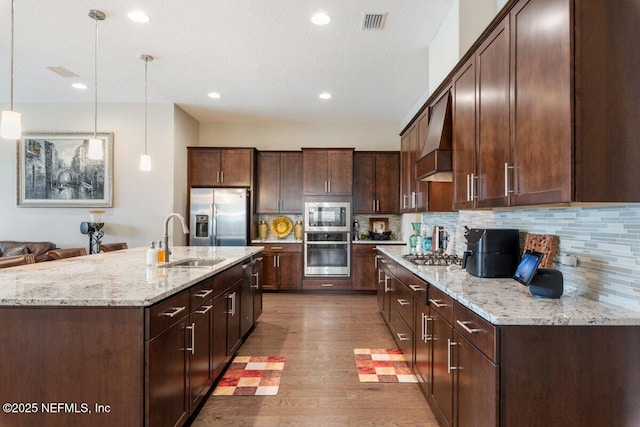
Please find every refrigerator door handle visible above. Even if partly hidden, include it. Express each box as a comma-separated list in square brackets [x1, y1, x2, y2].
[212, 204, 218, 246]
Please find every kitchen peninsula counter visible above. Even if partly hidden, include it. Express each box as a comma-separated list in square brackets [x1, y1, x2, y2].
[0, 246, 262, 306]
[376, 246, 640, 326]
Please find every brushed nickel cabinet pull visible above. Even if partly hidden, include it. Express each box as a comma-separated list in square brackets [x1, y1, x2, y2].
[194, 289, 213, 298]
[160, 306, 186, 318]
[447, 339, 458, 373]
[397, 333, 409, 342]
[429, 299, 448, 308]
[456, 320, 481, 334]
[184, 324, 195, 355]
[194, 305, 212, 315]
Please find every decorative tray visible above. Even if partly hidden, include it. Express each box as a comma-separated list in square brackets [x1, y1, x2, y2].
[271, 216, 293, 238]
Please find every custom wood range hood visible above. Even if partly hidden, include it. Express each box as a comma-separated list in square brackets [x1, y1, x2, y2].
[416, 91, 452, 182]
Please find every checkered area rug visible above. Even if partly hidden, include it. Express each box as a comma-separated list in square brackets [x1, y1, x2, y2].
[213, 356, 285, 396]
[354, 348, 418, 383]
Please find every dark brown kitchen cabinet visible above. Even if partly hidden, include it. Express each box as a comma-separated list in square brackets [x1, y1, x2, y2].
[452, 59, 476, 210]
[454, 330, 498, 427]
[303, 148, 353, 196]
[377, 255, 395, 324]
[240, 259, 255, 338]
[352, 244, 378, 291]
[146, 291, 190, 427]
[188, 298, 213, 411]
[257, 244, 302, 291]
[475, 19, 511, 208]
[225, 281, 242, 357]
[188, 147, 254, 187]
[252, 256, 263, 322]
[256, 152, 303, 213]
[415, 297, 432, 393]
[509, 0, 571, 205]
[353, 152, 400, 214]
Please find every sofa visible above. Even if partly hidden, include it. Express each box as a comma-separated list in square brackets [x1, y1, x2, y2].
[0, 241, 58, 263]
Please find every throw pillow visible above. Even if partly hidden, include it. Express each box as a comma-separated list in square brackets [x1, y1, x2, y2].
[2, 245, 28, 257]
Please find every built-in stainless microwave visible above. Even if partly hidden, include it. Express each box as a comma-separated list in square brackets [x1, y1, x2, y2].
[304, 202, 351, 232]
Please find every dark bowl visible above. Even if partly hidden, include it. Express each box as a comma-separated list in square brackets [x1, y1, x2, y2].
[369, 231, 392, 241]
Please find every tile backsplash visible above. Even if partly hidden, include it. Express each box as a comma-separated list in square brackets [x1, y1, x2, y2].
[422, 204, 640, 312]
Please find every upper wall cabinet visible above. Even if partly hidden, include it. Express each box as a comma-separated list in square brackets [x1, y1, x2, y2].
[448, 0, 640, 208]
[188, 148, 255, 188]
[353, 152, 400, 214]
[302, 148, 353, 196]
[256, 152, 303, 214]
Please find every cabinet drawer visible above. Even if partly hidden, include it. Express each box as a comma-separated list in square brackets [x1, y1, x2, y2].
[394, 282, 415, 329]
[390, 309, 413, 360]
[146, 290, 190, 340]
[379, 255, 396, 277]
[262, 244, 302, 254]
[428, 285, 453, 324]
[352, 244, 377, 254]
[190, 276, 215, 308]
[214, 263, 243, 293]
[454, 301, 497, 362]
[302, 278, 352, 290]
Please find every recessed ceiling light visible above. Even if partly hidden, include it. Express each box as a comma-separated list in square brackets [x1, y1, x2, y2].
[128, 10, 150, 23]
[72, 83, 88, 90]
[311, 12, 331, 25]
[208, 92, 221, 99]
[319, 92, 332, 100]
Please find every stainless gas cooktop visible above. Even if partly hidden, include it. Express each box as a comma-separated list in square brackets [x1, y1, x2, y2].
[402, 253, 462, 266]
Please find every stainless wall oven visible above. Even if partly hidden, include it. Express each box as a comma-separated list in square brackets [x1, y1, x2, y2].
[304, 232, 351, 277]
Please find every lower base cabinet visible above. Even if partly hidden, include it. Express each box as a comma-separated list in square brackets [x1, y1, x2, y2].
[380, 255, 640, 427]
[147, 315, 190, 427]
[352, 244, 378, 291]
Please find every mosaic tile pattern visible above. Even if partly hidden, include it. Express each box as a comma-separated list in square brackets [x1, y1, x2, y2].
[354, 348, 418, 383]
[421, 204, 640, 312]
[213, 356, 285, 396]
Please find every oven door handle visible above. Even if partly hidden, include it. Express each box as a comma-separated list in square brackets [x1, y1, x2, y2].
[305, 241, 350, 245]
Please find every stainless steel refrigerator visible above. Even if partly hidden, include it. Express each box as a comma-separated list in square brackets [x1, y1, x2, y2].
[189, 188, 250, 246]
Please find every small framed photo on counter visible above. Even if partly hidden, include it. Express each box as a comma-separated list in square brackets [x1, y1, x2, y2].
[369, 217, 388, 233]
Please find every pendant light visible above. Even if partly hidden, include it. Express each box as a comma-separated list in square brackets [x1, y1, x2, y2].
[139, 54, 153, 171]
[1, 0, 22, 139]
[88, 9, 105, 160]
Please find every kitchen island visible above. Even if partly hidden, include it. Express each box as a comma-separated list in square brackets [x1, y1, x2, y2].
[376, 246, 640, 427]
[0, 246, 263, 427]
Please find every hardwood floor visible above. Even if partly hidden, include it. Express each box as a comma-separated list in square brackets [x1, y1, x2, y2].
[191, 293, 438, 426]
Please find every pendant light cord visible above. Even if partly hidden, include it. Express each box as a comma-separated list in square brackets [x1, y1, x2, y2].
[144, 57, 148, 155]
[9, 0, 15, 111]
[93, 13, 99, 138]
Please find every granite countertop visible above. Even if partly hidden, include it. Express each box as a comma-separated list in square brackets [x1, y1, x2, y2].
[376, 246, 640, 326]
[0, 246, 263, 307]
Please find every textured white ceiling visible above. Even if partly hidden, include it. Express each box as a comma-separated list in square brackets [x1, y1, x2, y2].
[0, 0, 454, 123]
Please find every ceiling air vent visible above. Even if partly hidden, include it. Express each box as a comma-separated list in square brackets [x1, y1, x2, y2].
[46, 66, 79, 78]
[362, 13, 386, 30]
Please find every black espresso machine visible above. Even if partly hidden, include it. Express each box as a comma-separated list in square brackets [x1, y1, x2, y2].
[461, 228, 520, 278]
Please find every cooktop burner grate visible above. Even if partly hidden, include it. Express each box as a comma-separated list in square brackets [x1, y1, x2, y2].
[402, 253, 462, 266]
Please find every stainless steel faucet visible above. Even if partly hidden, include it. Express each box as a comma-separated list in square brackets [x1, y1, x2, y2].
[163, 213, 189, 263]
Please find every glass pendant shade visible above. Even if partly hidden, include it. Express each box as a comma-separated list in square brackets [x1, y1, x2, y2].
[139, 154, 151, 171]
[0, 110, 21, 139]
[88, 138, 103, 159]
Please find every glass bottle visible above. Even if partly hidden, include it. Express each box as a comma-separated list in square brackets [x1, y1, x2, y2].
[157, 240, 165, 264]
[146, 241, 157, 266]
[409, 223, 421, 254]
[258, 220, 269, 240]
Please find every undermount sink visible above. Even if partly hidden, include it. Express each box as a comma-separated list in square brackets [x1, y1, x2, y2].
[164, 258, 226, 268]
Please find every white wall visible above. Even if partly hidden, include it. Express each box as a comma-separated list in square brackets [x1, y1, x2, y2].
[0, 102, 195, 250]
[459, 0, 500, 54]
[428, 0, 460, 96]
[199, 121, 400, 151]
[172, 106, 199, 245]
